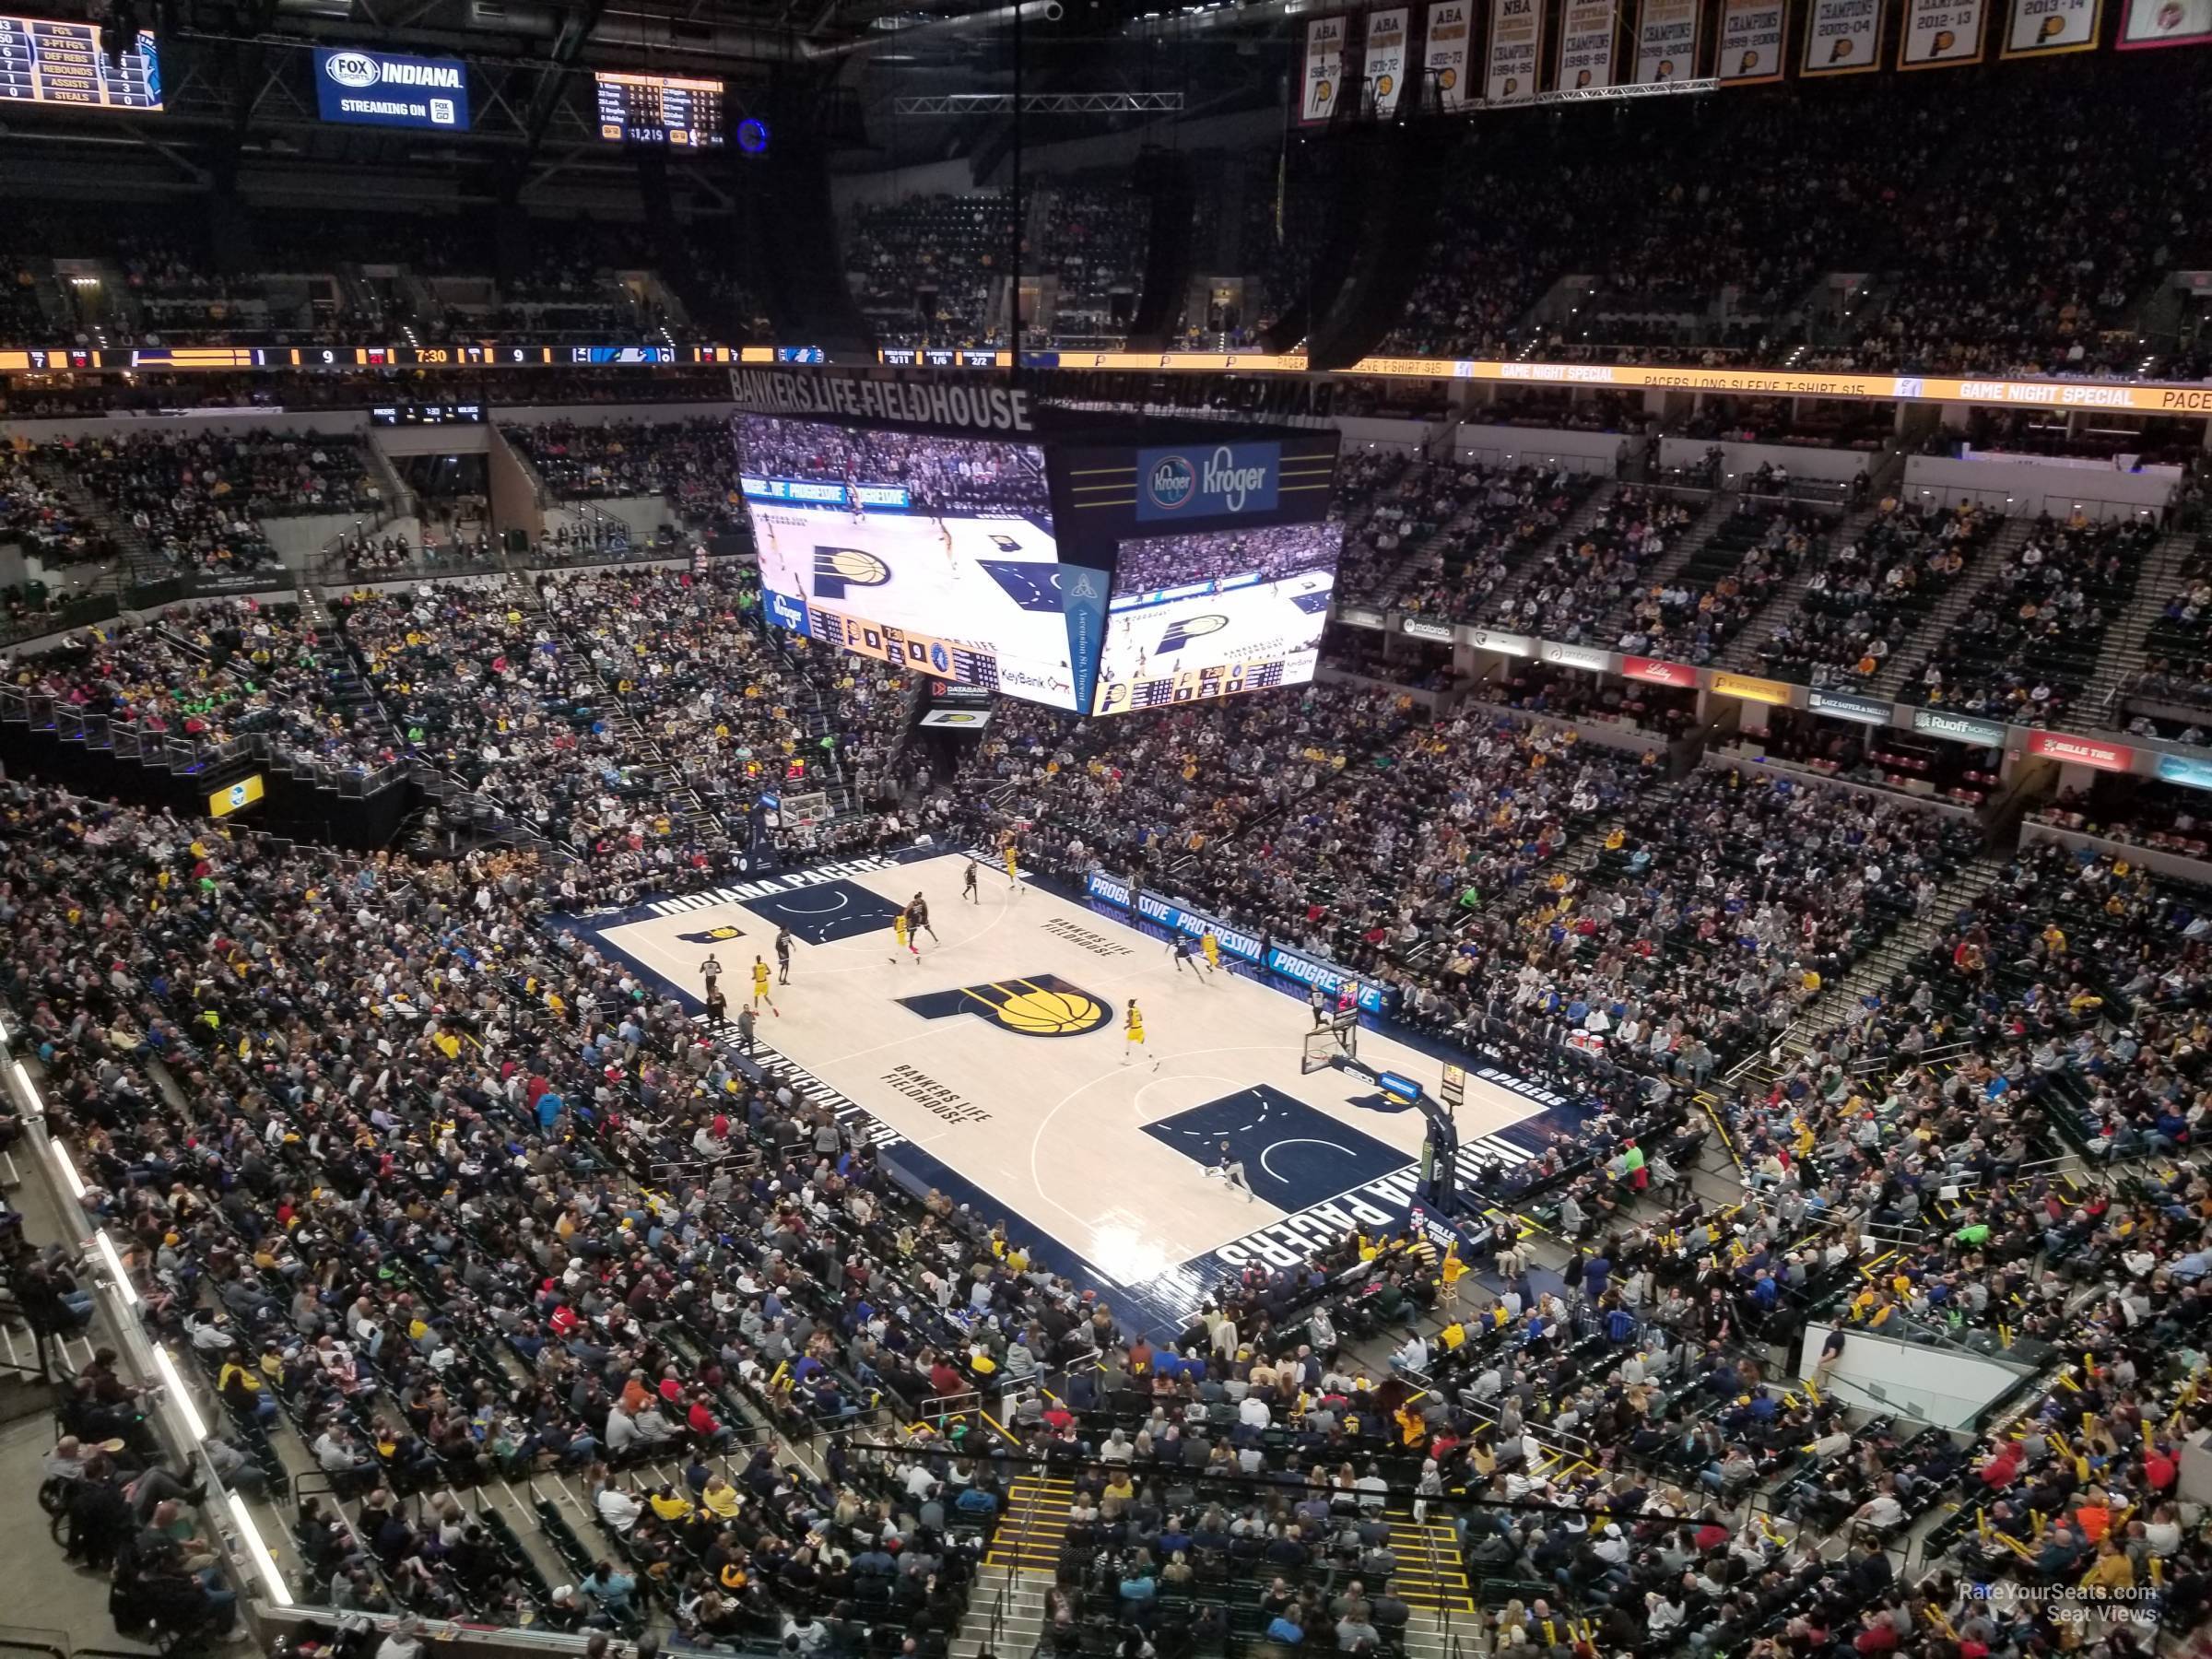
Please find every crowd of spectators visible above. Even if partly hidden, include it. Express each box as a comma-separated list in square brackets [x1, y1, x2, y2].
[505, 418, 744, 533]
[1038, 182, 1147, 342]
[14, 396, 2212, 1659]
[1905, 514, 2157, 726]
[4, 597, 403, 776]
[1, 446, 118, 567]
[44, 429, 377, 573]
[1389, 465, 1590, 624]
[844, 191, 1014, 347]
[1487, 487, 1697, 645]
[735, 418, 1048, 518]
[1612, 500, 1818, 665]
[1755, 500, 1996, 688]
[1112, 525, 1338, 596]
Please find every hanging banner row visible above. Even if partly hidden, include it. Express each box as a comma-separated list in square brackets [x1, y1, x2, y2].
[1298, 0, 2205, 118]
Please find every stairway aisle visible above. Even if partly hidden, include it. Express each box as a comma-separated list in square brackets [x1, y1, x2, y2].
[1712, 497, 1888, 674]
[1457, 478, 1622, 627]
[1587, 488, 1741, 640]
[1780, 849, 2007, 1048]
[2077, 526, 2205, 717]
[1382, 1507, 1477, 1617]
[1864, 518, 2032, 699]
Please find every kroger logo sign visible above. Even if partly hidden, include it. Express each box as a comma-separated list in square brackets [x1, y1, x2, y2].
[1135, 441, 1281, 523]
[767, 592, 809, 635]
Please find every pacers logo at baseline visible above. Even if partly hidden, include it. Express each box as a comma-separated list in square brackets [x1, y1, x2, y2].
[900, 973, 1112, 1038]
[678, 924, 746, 943]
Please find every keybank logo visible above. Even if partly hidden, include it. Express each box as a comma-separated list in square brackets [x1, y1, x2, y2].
[1135, 441, 1281, 523]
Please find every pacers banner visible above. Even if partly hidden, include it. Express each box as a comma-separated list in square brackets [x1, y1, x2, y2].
[1900, 0, 1988, 61]
[1634, 0, 1701, 76]
[1301, 15, 1347, 122]
[1366, 6, 1412, 115]
[1556, 0, 1620, 87]
[1803, 0, 1882, 68]
[2002, 0, 2100, 52]
[2118, 0, 2212, 45]
[1486, 0, 1544, 100]
[1425, 0, 1475, 109]
[1717, 0, 1788, 77]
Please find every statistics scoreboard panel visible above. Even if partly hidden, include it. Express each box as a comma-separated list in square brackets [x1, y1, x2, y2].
[1094, 659, 1292, 714]
[594, 70, 725, 146]
[0, 15, 159, 110]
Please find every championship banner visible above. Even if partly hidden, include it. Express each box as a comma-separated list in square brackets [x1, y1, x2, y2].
[1802, 0, 1882, 68]
[1556, 0, 1620, 87]
[1634, 0, 1701, 77]
[2001, 0, 2099, 53]
[2118, 0, 2212, 46]
[1486, 0, 1544, 100]
[1900, 0, 1988, 62]
[1301, 15, 1347, 123]
[1425, 0, 1475, 108]
[1367, 6, 1412, 114]
[1717, 0, 1788, 77]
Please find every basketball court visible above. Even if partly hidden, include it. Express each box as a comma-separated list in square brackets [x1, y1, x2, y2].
[563, 851, 1567, 1334]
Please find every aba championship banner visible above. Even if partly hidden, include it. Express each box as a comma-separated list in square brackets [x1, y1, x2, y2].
[2002, 0, 2100, 52]
[1802, 0, 1882, 68]
[1486, 0, 1544, 100]
[1082, 872, 1386, 1012]
[1425, 0, 1475, 109]
[2119, 0, 2212, 45]
[316, 47, 469, 129]
[1302, 15, 1347, 122]
[1556, 0, 1620, 87]
[1900, 0, 1987, 61]
[1366, 6, 1412, 115]
[1717, 0, 1788, 77]
[1634, 0, 1700, 76]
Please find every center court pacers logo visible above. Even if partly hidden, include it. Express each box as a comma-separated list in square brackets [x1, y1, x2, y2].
[812, 546, 891, 600]
[1159, 613, 1228, 653]
[900, 973, 1112, 1038]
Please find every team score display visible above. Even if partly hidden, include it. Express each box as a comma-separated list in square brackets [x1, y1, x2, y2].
[1097, 659, 1289, 712]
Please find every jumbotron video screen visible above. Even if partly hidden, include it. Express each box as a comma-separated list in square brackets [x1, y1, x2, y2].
[1091, 521, 1343, 714]
[740, 415, 1102, 711]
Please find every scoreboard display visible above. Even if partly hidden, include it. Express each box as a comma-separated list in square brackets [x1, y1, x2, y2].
[594, 70, 724, 146]
[0, 14, 160, 110]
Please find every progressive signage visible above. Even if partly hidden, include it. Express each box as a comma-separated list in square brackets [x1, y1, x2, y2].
[315, 47, 469, 129]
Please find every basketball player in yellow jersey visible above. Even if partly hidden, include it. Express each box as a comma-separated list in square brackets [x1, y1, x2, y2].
[888, 910, 917, 964]
[1124, 998, 1155, 1068]
[1199, 929, 1222, 978]
[1003, 842, 1020, 893]
[750, 955, 780, 1017]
